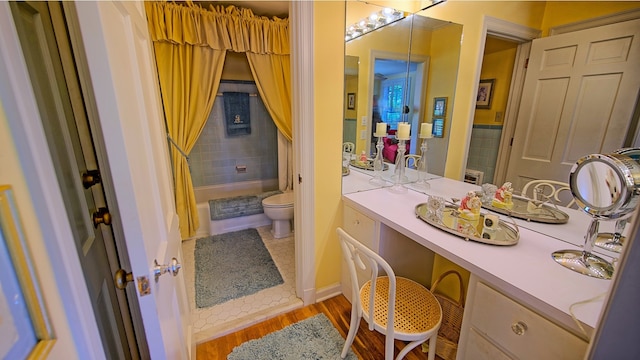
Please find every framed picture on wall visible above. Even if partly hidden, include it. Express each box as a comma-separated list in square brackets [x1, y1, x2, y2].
[476, 79, 495, 109]
[347, 93, 356, 110]
[432, 118, 444, 138]
[433, 97, 447, 117]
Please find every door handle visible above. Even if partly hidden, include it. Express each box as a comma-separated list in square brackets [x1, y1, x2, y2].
[81, 169, 102, 188]
[114, 269, 133, 290]
[93, 207, 111, 227]
[153, 258, 181, 282]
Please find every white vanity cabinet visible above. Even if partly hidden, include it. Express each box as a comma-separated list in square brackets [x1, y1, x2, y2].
[341, 180, 609, 359]
[341, 204, 435, 302]
[458, 276, 588, 360]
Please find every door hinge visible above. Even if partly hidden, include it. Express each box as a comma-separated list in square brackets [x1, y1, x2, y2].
[298, 174, 302, 184]
[510, 137, 514, 146]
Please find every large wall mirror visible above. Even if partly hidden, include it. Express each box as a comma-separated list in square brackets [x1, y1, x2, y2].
[342, 0, 462, 194]
[342, 1, 640, 252]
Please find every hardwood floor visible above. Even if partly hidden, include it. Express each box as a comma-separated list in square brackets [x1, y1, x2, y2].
[196, 294, 441, 359]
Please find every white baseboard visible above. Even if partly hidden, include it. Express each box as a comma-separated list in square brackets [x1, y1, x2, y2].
[315, 283, 342, 303]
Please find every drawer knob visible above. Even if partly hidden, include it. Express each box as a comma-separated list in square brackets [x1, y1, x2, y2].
[511, 321, 528, 336]
[354, 219, 360, 225]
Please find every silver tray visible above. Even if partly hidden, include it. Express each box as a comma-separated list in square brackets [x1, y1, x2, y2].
[350, 159, 389, 171]
[481, 196, 569, 224]
[415, 203, 519, 246]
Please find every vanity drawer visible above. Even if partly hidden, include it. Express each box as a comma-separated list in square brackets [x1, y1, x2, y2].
[463, 328, 512, 360]
[343, 205, 377, 250]
[469, 282, 587, 360]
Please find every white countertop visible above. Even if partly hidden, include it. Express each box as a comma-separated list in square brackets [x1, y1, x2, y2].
[342, 177, 614, 335]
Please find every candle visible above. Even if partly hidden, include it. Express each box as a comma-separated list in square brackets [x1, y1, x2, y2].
[420, 122, 433, 138]
[375, 122, 387, 137]
[397, 122, 410, 139]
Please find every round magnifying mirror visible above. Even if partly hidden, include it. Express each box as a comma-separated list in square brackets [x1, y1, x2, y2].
[553, 152, 640, 279]
[569, 153, 640, 219]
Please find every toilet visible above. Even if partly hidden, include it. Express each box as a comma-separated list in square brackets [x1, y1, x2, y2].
[262, 191, 294, 238]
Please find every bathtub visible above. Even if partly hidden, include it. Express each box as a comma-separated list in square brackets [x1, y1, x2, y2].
[192, 179, 278, 238]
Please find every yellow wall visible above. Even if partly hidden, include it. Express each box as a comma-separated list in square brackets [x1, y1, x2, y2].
[474, 46, 517, 125]
[424, 23, 463, 175]
[314, 1, 346, 290]
[220, 51, 253, 81]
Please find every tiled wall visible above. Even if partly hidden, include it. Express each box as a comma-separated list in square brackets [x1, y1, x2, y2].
[466, 125, 503, 185]
[189, 81, 278, 187]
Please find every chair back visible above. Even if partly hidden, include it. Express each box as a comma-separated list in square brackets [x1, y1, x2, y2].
[337, 227, 397, 335]
[343, 142, 355, 154]
[521, 179, 576, 208]
[404, 154, 421, 169]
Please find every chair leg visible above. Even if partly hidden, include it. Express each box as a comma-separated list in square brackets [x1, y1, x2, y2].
[396, 339, 426, 360]
[341, 306, 361, 359]
[385, 334, 395, 360]
[427, 334, 437, 360]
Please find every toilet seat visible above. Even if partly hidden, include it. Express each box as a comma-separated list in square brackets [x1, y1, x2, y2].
[262, 192, 294, 208]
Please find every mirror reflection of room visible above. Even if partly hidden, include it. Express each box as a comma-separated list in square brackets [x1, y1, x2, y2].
[343, 1, 463, 190]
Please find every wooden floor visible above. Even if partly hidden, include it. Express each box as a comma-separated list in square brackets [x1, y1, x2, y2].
[196, 294, 441, 359]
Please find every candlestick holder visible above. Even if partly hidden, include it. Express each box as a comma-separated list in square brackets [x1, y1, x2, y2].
[415, 137, 430, 189]
[389, 138, 409, 193]
[369, 134, 387, 186]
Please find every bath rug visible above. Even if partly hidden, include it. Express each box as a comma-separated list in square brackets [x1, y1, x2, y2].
[195, 228, 283, 308]
[227, 314, 358, 360]
[209, 190, 282, 220]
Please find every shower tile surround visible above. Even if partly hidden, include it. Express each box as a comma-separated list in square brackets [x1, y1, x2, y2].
[189, 81, 278, 188]
[182, 226, 300, 343]
[466, 124, 503, 185]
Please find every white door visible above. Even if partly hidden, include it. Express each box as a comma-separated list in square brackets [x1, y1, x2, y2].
[9, 2, 137, 358]
[505, 19, 640, 192]
[72, 2, 191, 358]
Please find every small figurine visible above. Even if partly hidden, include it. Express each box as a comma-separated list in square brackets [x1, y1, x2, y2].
[359, 150, 367, 162]
[492, 182, 514, 210]
[458, 190, 482, 228]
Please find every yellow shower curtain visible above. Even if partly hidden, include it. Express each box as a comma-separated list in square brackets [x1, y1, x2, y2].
[145, 2, 291, 238]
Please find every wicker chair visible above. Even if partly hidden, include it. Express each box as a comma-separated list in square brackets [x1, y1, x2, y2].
[337, 227, 442, 360]
[521, 179, 576, 209]
[404, 154, 421, 169]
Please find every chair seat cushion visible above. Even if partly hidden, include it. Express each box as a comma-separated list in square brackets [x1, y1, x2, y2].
[360, 276, 442, 336]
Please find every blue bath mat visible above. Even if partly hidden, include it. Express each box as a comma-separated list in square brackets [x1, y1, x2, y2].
[209, 190, 281, 220]
[227, 313, 358, 360]
[194, 228, 283, 308]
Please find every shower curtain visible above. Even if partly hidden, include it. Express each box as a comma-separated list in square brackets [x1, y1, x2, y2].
[145, 2, 292, 238]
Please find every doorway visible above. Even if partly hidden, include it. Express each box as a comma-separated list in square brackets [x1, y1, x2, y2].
[465, 35, 522, 186]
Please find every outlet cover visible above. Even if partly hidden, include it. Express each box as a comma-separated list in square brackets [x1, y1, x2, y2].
[360, 130, 367, 139]
[361, 116, 367, 125]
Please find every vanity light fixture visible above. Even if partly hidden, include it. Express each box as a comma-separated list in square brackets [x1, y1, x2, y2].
[345, 7, 405, 42]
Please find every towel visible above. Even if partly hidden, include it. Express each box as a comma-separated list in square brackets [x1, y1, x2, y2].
[223, 92, 251, 136]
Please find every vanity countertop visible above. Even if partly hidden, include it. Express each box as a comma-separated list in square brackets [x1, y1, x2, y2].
[342, 177, 614, 335]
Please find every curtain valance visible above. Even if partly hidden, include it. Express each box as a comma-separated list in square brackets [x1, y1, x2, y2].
[145, 2, 290, 55]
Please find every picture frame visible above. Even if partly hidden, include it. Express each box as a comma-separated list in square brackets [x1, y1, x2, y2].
[433, 97, 447, 117]
[347, 93, 356, 110]
[476, 79, 495, 109]
[432, 118, 444, 138]
[0, 185, 55, 358]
